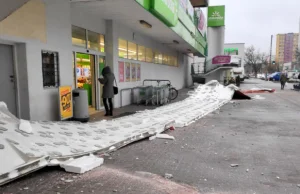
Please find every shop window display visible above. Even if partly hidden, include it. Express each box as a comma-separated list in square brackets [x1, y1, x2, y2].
[162, 54, 168, 65]
[154, 51, 163, 64]
[146, 47, 153, 63]
[138, 45, 146, 61]
[128, 41, 137, 60]
[118, 39, 128, 58]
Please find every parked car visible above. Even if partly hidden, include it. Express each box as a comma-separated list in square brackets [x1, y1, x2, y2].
[257, 74, 264, 79]
[268, 72, 281, 81]
[244, 74, 250, 79]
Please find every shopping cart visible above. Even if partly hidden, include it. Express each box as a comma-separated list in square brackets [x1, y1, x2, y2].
[134, 86, 153, 105]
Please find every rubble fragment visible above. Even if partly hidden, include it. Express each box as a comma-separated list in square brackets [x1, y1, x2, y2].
[164, 173, 173, 179]
[230, 164, 239, 167]
[60, 155, 104, 174]
[19, 119, 33, 134]
[156, 134, 175, 140]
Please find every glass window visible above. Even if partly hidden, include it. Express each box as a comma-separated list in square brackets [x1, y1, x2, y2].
[162, 54, 168, 65]
[72, 26, 86, 48]
[169, 56, 178, 66]
[154, 51, 162, 64]
[146, 48, 153, 63]
[128, 41, 137, 60]
[118, 39, 128, 59]
[87, 30, 101, 52]
[138, 45, 146, 61]
[100, 35, 105, 52]
[41, 50, 60, 88]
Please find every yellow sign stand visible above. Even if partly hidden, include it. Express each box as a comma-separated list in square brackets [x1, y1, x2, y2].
[59, 86, 73, 120]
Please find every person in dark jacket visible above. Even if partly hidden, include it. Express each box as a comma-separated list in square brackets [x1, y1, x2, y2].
[98, 66, 115, 116]
[236, 75, 241, 87]
[280, 73, 287, 90]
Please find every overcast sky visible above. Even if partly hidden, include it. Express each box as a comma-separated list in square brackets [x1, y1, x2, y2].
[204, 0, 300, 54]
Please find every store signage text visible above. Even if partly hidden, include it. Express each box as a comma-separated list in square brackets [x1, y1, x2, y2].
[212, 55, 231, 65]
[59, 86, 73, 120]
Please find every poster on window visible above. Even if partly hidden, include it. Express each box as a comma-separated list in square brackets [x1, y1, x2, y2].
[137, 64, 141, 81]
[131, 63, 136, 82]
[118, 61, 124, 82]
[198, 9, 207, 37]
[125, 62, 131, 82]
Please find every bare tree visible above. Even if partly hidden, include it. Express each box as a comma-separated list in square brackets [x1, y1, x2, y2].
[244, 46, 265, 77]
[294, 47, 300, 70]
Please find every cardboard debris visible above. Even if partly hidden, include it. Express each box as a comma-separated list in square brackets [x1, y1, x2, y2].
[60, 155, 104, 174]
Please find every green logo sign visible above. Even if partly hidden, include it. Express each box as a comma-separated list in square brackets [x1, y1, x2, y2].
[151, 0, 179, 27]
[207, 6, 225, 27]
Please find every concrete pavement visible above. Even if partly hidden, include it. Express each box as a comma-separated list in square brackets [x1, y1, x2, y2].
[1, 79, 300, 194]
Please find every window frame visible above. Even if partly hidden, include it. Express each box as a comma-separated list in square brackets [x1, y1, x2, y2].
[41, 50, 60, 88]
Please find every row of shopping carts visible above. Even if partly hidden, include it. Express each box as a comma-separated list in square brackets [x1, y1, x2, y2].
[132, 85, 170, 106]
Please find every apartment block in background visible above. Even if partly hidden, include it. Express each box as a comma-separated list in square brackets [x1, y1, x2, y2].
[275, 33, 299, 65]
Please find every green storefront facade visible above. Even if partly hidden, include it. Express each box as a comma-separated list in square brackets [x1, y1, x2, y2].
[136, 0, 206, 56]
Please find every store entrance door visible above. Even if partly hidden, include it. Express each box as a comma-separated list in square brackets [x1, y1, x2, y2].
[98, 56, 106, 108]
[0, 44, 17, 116]
[74, 53, 97, 115]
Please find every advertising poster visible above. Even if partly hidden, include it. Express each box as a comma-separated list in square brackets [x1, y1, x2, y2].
[125, 62, 131, 82]
[118, 61, 124, 82]
[59, 86, 73, 120]
[198, 9, 207, 37]
[131, 63, 137, 82]
[137, 64, 141, 81]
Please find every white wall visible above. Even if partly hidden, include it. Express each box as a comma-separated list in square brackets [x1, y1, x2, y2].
[0, 0, 73, 120]
[26, 0, 73, 120]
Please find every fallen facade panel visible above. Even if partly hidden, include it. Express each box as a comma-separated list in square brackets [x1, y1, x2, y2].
[0, 81, 235, 185]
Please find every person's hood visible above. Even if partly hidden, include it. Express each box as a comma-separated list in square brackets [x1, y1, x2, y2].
[102, 66, 112, 76]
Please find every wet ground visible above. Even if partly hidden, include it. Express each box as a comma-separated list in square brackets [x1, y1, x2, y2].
[1, 79, 300, 194]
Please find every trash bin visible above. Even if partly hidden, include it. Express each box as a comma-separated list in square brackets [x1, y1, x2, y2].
[73, 89, 89, 122]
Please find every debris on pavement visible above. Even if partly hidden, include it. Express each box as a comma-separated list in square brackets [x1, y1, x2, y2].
[19, 119, 33, 134]
[149, 136, 157, 141]
[252, 95, 266, 100]
[297, 184, 300, 188]
[230, 164, 239, 167]
[156, 134, 175, 140]
[64, 179, 74, 183]
[261, 173, 264, 175]
[276, 176, 280, 179]
[246, 169, 249, 172]
[164, 173, 173, 179]
[60, 155, 104, 174]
